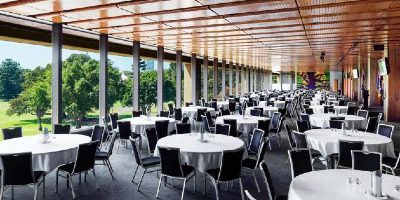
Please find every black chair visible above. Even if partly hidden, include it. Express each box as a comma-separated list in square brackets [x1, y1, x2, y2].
[382, 154, 400, 175]
[329, 120, 344, 129]
[250, 109, 261, 117]
[336, 140, 364, 169]
[202, 116, 211, 133]
[296, 120, 310, 133]
[109, 113, 119, 130]
[91, 125, 104, 147]
[56, 141, 99, 199]
[285, 123, 295, 149]
[130, 137, 160, 191]
[291, 131, 325, 166]
[2, 127, 22, 140]
[288, 149, 313, 179]
[242, 140, 268, 193]
[364, 117, 379, 132]
[176, 123, 191, 134]
[95, 131, 118, 180]
[377, 124, 394, 139]
[155, 120, 170, 139]
[145, 127, 158, 154]
[195, 108, 208, 131]
[269, 112, 283, 145]
[220, 108, 230, 116]
[223, 119, 243, 138]
[168, 103, 174, 116]
[357, 110, 368, 119]
[248, 128, 265, 157]
[159, 111, 170, 118]
[185, 102, 193, 107]
[215, 124, 230, 135]
[205, 111, 215, 130]
[117, 121, 132, 152]
[0, 152, 45, 200]
[259, 161, 288, 200]
[53, 124, 71, 135]
[181, 116, 190, 124]
[323, 106, 333, 113]
[246, 102, 254, 108]
[256, 119, 271, 139]
[346, 106, 357, 115]
[228, 101, 236, 114]
[254, 107, 264, 117]
[304, 108, 314, 115]
[132, 110, 143, 117]
[205, 148, 245, 200]
[351, 150, 382, 172]
[174, 108, 183, 121]
[156, 147, 195, 200]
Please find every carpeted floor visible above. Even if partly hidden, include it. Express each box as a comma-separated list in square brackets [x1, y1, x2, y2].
[3, 120, 326, 200]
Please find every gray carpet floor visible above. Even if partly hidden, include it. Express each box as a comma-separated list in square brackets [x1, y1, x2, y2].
[4, 120, 326, 200]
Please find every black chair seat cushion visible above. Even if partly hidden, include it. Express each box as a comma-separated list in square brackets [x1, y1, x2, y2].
[382, 157, 397, 168]
[141, 156, 160, 167]
[95, 151, 109, 160]
[58, 162, 75, 173]
[311, 126, 321, 129]
[275, 195, 288, 200]
[33, 171, 44, 181]
[181, 165, 195, 177]
[242, 158, 257, 169]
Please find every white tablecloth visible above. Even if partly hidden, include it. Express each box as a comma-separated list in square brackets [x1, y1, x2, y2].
[274, 101, 286, 108]
[288, 169, 400, 200]
[215, 115, 268, 136]
[309, 105, 348, 114]
[217, 101, 229, 109]
[304, 129, 395, 158]
[0, 134, 91, 173]
[154, 134, 246, 173]
[245, 106, 279, 117]
[309, 114, 365, 129]
[181, 106, 216, 119]
[119, 116, 177, 134]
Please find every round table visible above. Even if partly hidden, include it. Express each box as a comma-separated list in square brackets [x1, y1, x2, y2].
[0, 134, 91, 173]
[304, 129, 396, 158]
[274, 101, 286, 108]
[215, 115, 268, 136]
[181, 106, 216, 119]
[309, 114, 365, 129]
[119, 116, 177, 134]
[245, 106, 279, 117]
[309, 105, 348, 114]
[154, 134, 246, 173]
[288, 169, 400, 200]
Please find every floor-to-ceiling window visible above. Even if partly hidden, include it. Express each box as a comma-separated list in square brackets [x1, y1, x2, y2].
[163, 61, 177, 109]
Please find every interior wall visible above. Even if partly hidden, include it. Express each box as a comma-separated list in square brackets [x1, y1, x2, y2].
[329, 71, 342, 92]
[387, 44, 400, 122]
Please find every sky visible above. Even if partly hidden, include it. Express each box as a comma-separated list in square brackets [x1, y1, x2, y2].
[0, 40, 170, 71]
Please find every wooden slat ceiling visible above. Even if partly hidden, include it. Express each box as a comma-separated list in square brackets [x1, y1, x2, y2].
[0, 0, 400, 72]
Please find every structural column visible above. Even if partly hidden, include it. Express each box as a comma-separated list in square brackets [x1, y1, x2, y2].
[157, 46, 164, 113]
[176, 50, 182, 108]
[236, 63, 240, 96]
[213, 58, 218, 98]
[203, 56, 208, 100]
[249, 66, 253, 92]
[191, 54, 198, 105]
[51, 23, 62, 125]
[241, 64, 246, 94]
[229, 61, 233, 95]
[99, 34, 108, 122]
[221, 60, 226, 97]
[132, 41, 140, 110]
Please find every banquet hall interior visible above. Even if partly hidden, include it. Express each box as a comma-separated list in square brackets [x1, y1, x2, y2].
[1, 0, 400, 200]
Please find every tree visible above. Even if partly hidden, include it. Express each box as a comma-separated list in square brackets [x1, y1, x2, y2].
[0, 59, 24, 99]
[7, 81, 51, 131]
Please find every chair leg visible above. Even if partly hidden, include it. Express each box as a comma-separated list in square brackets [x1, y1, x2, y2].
[214, 182, 220, 200]
[156, 175, 163, 198]
[68, 174, 76, 199]
[0, 185, 3, 200]
[193, 172, 196, 192]
[181, 178, 186, 200]
[34, 184, 38, 200]
[105, 160, 115, 180]
[107, 159, 114, 172]
[11, 186, 13, 200]
[239, 178, 245, 200]
[55, 170, 59, 193]
[92, 169, 99, 191]
[132, 166, 139, 182]
[137, 169, 146, 191]
[42, 175, 46, 197]
[203, 175, 206, 196]
[252, 171, 260, 193]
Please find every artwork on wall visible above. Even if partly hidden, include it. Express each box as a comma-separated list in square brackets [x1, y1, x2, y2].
[297, 71, 330, 90]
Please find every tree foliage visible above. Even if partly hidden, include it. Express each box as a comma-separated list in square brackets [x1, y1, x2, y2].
[0, 59, 24, 99]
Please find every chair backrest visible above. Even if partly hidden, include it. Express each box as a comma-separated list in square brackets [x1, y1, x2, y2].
[250, 109, 261, 116]
[357, 110, 369, 118]
[130, 137, 142, 166]
[351, 150, 382, 172]
[176, 123, 191, 134]
[205, 111, 214, 126]
[218, 148, 245, 182]
[347, 106, 357, 115]
[377, 124, 394, 139]
[215, 124, 230, 135]
[298, 114, 311, 128]
[296, 120, 310, 133]
[223, 119, 239, 137]
[288, 149, 313, 179]
[1, 152, 35, 185]
[159, 111, 170, 118]
[109, 113, 119, 129]
[132, 110, 143, 117]
[271, 112, 281, 129]
[255, 141, 268, 168]
[248, 128, 264, 154]
[159, 147, 184, 177]
[201, 115, 210, 133]
[181, 116, 189, 124]
[168, 103, 174, 115]
[305, 108, 314, 115]
[292, 131, 308, 148]
[2, 127, 22, 140]
[210, 101, 218, 111]
[174, 108, 182, 120]
[73, 141, 99, 173]
[228, 101, 236, 112]
[246, 102, 254, 108]
[53, 124, 71, 135]
[329, 120, 344, 129]
[106, 131, 118, 156]
[257, 119, 271, 136]
[365, 117, 379, 133]
[196, 108, 207, 122]
[118, 121, 132, 140]
[185, 102, 193, 107]
[91, 125, 104, 144]
[260, 161, 276, 200]
[337, 140, 364, 168]
[155, 120, 170, 139]
[285, 123, 295, 149]
[220, 108, 230, 116]
[145, 127, 158, 153]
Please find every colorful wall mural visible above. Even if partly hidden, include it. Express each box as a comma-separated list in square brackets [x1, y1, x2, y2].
[297, 71, 330, 90]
